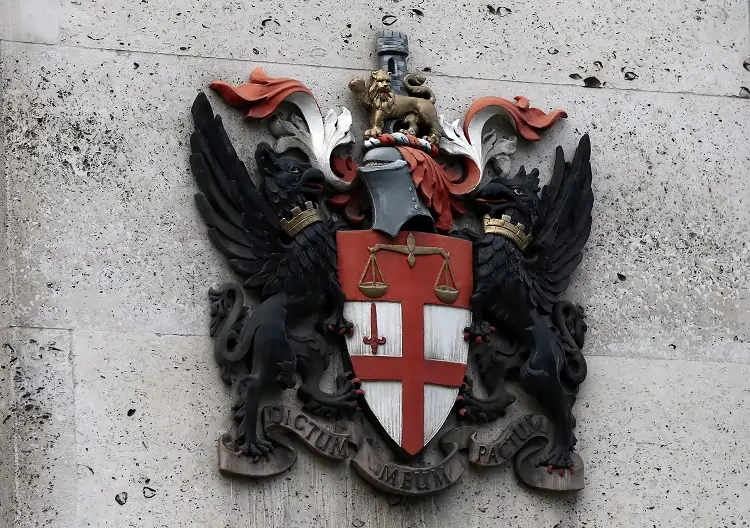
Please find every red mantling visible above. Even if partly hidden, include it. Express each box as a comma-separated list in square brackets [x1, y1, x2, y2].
[210, 67, 315, 119]
[327, 156, 367, 225]
[397, 148, 467, 233]
[465, 96, 567, 142]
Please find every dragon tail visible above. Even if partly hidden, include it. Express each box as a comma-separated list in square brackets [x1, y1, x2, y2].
[208, 283, 254, 366]
[552, 301, 588, 388]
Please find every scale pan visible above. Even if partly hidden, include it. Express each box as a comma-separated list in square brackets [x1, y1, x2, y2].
[434, 285, 458, 304]
[359, 282, 387, 298]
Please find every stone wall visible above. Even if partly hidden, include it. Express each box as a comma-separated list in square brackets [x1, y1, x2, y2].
[0, 1, 748, 527]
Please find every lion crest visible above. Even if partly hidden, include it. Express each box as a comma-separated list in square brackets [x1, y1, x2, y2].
[348, 70, 441, 144]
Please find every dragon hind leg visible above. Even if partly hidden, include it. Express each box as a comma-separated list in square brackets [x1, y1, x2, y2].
[291, 333, 363, 418]
[519, 315, 577, 470]
[233, 303, 297, 460]
[457, 340, 522, 421]
[233, 374, 274, 460]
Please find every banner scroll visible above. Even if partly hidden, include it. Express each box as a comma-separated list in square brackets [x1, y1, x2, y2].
[218, 406, 583, 495]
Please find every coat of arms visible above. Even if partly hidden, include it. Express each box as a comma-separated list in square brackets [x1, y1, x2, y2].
[189, 30, 593, 495]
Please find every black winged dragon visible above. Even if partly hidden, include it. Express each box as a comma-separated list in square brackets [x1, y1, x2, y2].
[459, 134, 593, 470]
[189, 92, 360, 459]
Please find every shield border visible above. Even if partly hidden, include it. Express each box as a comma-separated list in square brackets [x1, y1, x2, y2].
[337, 230, 474, 458]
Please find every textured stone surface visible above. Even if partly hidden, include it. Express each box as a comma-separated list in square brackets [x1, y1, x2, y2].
[0, 0, 60, 43]
[0, 330, 15, 528]
[72, 331, 233, 527]
[58, 0, 750, 96]
[0, 44, 12, 527]
[1, 41, 237, 335]
[3, 328, 76, 528]
[0, 43, 11, 329]
[577, 355, 750, 527]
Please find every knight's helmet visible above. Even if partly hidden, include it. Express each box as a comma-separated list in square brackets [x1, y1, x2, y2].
[376, 30, 409, 95]
[358, 30, 436, 238]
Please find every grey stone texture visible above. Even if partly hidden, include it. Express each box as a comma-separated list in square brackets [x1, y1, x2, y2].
[57, 0, 749, 96]
[0, 0, 749, 526]
[0, 0, 59, 44]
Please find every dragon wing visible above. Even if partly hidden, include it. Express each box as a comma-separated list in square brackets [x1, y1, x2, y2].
[522, 134, 593, 313]
[190, 91, 289, 298]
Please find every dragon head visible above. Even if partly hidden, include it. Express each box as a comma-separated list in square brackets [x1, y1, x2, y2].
[255, 142, 325, 216]
[472, 166, 541, 226]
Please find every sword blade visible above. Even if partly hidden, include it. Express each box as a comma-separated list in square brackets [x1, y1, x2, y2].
[363, 302, 386, 353]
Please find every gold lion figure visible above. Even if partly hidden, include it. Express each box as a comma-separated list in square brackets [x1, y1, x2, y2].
[348, 70, 441, 145]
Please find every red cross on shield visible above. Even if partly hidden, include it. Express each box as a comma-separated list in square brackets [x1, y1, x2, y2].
[337, 230, 473, 457]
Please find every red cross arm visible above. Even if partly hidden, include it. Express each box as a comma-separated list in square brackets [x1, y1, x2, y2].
[423, 359, 466, 387]
[350, 356, 465, 388]
[349, 356, 403, 381]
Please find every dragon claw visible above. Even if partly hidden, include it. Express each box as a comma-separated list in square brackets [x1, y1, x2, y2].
[300, 370, 364, 419]
[236, 438, 274, 460]
[464, 321, 494, 344]
[320, 316, 354, 337]
[541, 445, 576, 471]
[456, 382, 515, 422]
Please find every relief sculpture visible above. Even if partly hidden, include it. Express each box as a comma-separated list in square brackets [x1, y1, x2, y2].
[188, 29, 593, 495]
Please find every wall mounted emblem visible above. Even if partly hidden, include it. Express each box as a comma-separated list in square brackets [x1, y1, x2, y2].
[189, 30, 593, 496]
